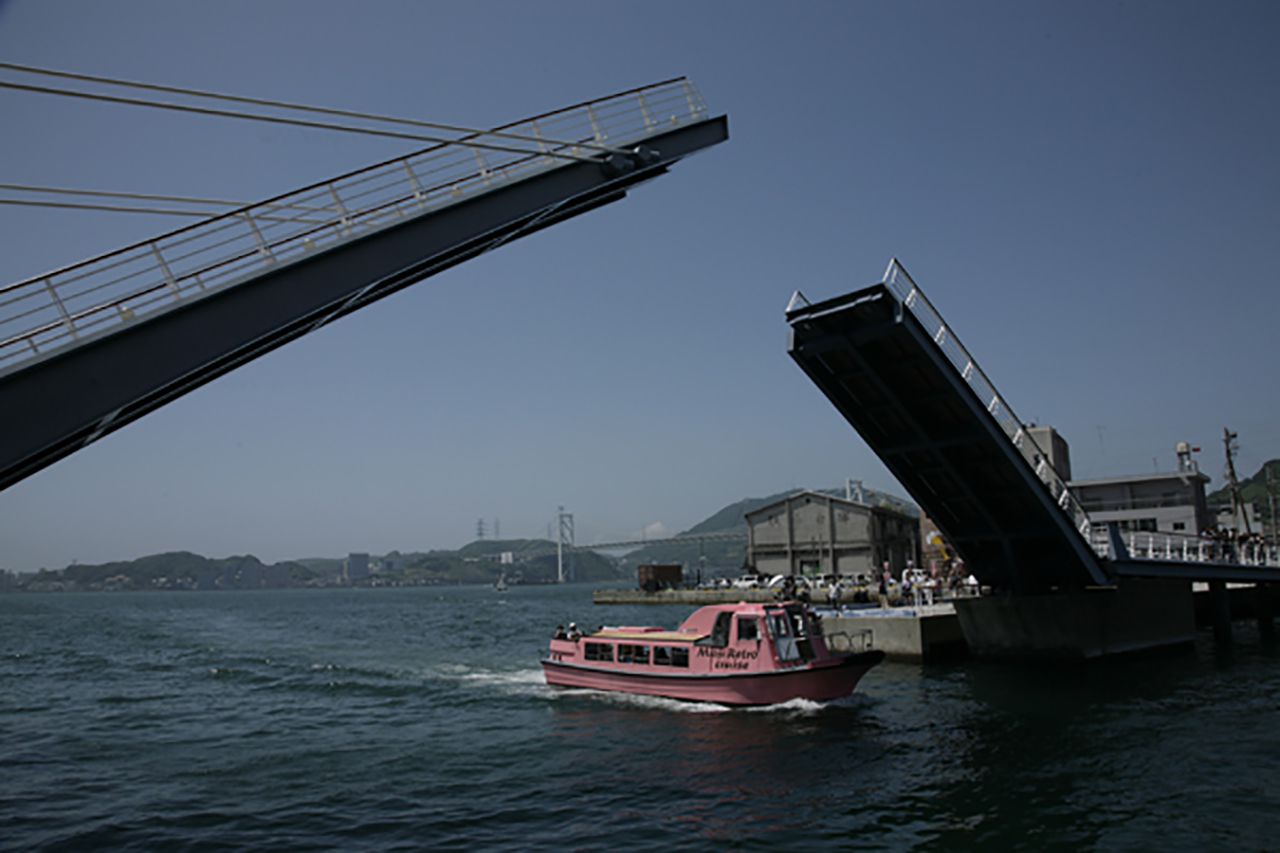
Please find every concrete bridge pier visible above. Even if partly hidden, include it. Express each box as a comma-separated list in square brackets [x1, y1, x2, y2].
[1208, 581, 1233, 645]
[952, 580, 1195, 660]
[1257, 582, 1275, 640]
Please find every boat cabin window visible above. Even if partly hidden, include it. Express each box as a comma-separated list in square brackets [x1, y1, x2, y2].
[617, 644, 650, 665]
[767, 612, 791, 638]
[696, 612, 732, 648]
[584, 642, 613, 662]
[653, 646, 690, 668]
[737, 617, 759, 642]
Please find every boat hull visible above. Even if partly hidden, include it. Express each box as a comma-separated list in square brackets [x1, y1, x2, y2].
[542, 650, 884, 706]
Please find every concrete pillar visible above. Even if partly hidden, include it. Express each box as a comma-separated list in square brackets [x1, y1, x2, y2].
[1257, 582, 1275, 640]
[1209, 580, 1233, 645]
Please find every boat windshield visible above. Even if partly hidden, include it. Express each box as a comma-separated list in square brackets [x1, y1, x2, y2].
[695, 612, 732, 648]
[784, 605, 816, 661]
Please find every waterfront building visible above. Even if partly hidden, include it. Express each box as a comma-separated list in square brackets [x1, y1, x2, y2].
[343, 553, 370, 583]
[744, 491, 919, 580]
[1068, 443, 1211, 535]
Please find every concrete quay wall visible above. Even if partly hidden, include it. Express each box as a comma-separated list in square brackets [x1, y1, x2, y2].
[824, 606, 967, 662]
[954, 579, 1195, 660]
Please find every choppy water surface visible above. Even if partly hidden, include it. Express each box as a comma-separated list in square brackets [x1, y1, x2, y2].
[2, 585, 1278, 850]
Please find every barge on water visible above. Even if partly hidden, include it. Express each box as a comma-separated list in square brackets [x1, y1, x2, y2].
[542, 601, 884, 706]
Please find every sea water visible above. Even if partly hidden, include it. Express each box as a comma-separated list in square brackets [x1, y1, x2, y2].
[2, 584, 1278, 850]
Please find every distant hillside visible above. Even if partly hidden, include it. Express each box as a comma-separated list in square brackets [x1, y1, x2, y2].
[8, 538, 626, 594]
[24, 551, 314, 592]
[422, 538, 623, 584]
[1207, 459, 1280, 509]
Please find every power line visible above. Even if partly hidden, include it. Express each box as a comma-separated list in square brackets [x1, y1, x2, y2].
[0, 61, 623, 156]
[0, 79, 594, 162]
[0, 185, 328, 222]
[0, 198, 219, 217]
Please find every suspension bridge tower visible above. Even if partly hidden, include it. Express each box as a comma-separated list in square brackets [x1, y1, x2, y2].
[557, 506, 575, 583]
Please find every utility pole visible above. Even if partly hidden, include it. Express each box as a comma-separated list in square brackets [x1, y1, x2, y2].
[1223, 427, 1253, 536]
[1267, 465, 1278, 548]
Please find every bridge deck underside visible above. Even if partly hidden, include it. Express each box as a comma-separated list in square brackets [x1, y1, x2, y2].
[0, 116, 728, 491]
[788, 285, 1105, 591]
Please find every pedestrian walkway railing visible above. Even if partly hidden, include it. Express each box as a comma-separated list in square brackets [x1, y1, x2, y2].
[882, 259, 1096, 540]
[0, 77, 709, 374]
[1089, 528, 1280, 567]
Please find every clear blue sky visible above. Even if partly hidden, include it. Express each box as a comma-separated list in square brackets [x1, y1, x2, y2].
[1, 1, 1277, 571]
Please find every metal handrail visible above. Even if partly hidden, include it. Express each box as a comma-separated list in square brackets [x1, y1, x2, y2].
[882, 259, 1097, 542]
[0, 77, 709, 370]
[1087, 527, 1280, 567]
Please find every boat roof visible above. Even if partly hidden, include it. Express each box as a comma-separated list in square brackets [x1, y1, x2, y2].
[589, 603, 795, 642]
[592, 628, 707, 642]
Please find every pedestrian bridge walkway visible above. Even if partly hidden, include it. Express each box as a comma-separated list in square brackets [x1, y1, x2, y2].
[0, 78, 727, 490]
[787, 260, 1279, 591]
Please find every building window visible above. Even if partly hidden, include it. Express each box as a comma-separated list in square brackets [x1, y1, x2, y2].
[584, 642, 613, 662]
[1173, 522, 1186, 531]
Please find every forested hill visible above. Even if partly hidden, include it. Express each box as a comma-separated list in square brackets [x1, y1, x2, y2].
[1207, 459, 1280, 508]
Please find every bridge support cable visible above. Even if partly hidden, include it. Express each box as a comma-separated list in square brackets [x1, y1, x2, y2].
[0, 78, 603, 162]
[0, 184, 330, 222]
[0, 62, 633, 159]
[0, 79, 725, 491]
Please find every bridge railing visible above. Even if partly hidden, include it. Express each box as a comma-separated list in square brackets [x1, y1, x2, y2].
[0, 78, 709, 373]
[882, 259, 1096, 541]
[1088, 527, 1280, 568]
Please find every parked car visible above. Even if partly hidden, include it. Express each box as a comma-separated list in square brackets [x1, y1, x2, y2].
[731, 574, 763, 589]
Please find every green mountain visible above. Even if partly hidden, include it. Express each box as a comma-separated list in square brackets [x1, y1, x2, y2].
[404, 539, 623, 584]
[27, 551, 314, 591]
[1207, 459, 1280, 509]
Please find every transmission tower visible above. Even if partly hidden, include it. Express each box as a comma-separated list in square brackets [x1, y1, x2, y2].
[476, 518, 486, 541]
[557, 506, 575, 583]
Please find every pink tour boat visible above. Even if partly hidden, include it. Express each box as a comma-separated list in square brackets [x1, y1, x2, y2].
[542, 601, 884, 706]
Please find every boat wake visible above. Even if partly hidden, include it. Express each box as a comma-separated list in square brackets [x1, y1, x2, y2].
[430, 664, 550, 698]
[547, 685, 863, 716]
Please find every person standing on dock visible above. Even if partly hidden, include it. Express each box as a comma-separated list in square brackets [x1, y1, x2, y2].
[878, 563, 890, 608]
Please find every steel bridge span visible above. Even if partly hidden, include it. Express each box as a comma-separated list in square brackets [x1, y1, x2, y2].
[787, 259, 1280, 592]
[0, 78, 727, 491]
